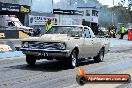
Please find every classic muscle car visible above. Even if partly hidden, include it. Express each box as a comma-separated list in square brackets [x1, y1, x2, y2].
[20, 25, 110, 68]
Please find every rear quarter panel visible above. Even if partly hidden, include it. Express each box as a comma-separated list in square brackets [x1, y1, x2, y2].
[100, 38, 110, 54]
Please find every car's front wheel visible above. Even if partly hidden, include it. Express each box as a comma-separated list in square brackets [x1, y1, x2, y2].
[68, 49, 78, 69]
[26, 55, 36, 65]
[93, 48, 104, 63]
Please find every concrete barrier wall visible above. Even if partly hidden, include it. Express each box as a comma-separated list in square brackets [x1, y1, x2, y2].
[0, 40, 24, 59]
[0, 30, 19, 39]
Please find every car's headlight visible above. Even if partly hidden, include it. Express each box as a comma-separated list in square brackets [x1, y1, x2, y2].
[57, 43, 66, 50]
[22, 42, 29, 48]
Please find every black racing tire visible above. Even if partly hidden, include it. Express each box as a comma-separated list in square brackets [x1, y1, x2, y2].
[68, 49, 78, 69]
[26, 55, 36, 65]
[93, 48, 104, 63]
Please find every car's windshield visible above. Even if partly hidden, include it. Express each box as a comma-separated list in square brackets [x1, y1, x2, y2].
[14, 21, 23, 27]
[46, 26, 83, 37]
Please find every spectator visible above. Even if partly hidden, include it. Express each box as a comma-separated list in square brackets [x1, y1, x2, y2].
[119, 26, 126, 39]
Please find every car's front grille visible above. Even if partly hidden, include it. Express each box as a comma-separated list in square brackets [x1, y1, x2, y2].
[28, 42, 59, 50]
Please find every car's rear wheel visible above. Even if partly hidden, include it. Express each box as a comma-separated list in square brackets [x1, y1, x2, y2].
[68, 49, 78, 69]
[26, 55, 36, 65]
[93, 48, 104, 63]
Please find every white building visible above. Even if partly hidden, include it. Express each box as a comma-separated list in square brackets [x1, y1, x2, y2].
[77, 6, 98, 24]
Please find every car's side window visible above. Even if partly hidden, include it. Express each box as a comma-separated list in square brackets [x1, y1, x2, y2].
[83, 27, 91, 38]
[88, 27, 96, 38]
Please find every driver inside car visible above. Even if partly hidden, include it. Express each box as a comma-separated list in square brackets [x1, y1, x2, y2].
[83, 28, 90, 38]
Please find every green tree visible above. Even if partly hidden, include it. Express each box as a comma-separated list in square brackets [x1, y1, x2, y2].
[128, 0, 132, 10]
[112, 6, 131, 23]
[113, 0, 132, 23]
[118, 0, 132, 9]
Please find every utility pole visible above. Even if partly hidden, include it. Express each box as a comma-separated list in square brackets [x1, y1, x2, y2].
[31, 0, 32, 5]
[52, 0, 54, 13]
[112, 0, 114, 25]
[113, 0, 115, 6]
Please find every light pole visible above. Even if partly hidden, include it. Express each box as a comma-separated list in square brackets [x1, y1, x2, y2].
[31, 0, 33, 5]
[52, 0, 54, 13]
[112, 0, 114, 25]
[52, 0, 54, 10]
[113, 0, 115, 6]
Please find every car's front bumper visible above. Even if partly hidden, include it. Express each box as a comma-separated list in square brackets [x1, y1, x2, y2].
[20, 48, 70, 58]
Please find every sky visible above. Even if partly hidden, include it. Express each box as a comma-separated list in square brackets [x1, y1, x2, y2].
[53, 0, 128, 7]
[31, 0, 128, 12]
[32, 0, 53, 12]
[98, 0, 128, 7]
[98, 0, 120, 7]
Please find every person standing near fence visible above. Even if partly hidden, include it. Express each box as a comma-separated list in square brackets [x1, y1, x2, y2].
[119, 26, 126, 39]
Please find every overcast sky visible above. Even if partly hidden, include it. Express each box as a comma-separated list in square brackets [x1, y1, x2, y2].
[53, 0, 128, 7]
[32, 0, 52, 12]
[98, 0, 128, 7]
[31, 0, 128, 12]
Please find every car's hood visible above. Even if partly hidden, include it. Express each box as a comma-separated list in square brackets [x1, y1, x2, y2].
[40, 34, 71, 42]
[24, 34, 71, 42]
[19, 26, 33, 30]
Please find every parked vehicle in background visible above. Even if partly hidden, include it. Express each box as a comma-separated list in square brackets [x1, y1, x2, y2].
[126, 28, 132, 34]
[0, 15, 33, 35]
[20, 25, 110, 68]
[98, 27, 110, 38]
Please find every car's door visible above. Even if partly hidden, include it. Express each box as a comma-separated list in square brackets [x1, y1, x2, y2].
[82, 27, 95, 58]
[88, 27, 102, 56]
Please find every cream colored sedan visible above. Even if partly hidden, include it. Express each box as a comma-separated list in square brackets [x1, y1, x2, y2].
[20, 25, 110, 68]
